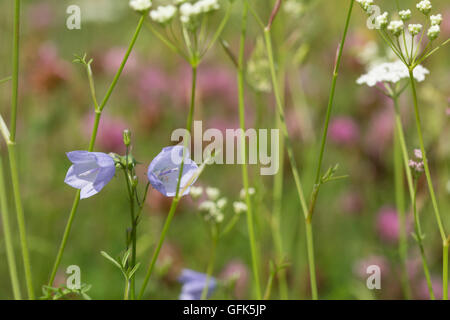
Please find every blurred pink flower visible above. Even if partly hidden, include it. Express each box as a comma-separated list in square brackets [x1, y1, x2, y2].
[442, 11, 450, 35]
[329, 116, 360, 146]
[29, 43, 71, 93]
[365, 106, 394, 158]
[416, 276, 449, 300]
[220, 260, 249, 299]
[353, 255, 389, 279]
[197, 66, 237, 108]
[339, 190, 364, 215]
[27, 3, 53, 30]
[101, 47, 138, 75]
[83, 114, 127, 153]
[376, 207, 400, 243]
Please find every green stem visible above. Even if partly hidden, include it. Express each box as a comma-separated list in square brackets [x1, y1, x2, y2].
[237, 1, 261, 300]
[392, 94, 434, 300]
[0, 76, 12, 85]
[309, 0, 354, 218]
[393, 101, 411, 300]
[138, 65, 198, 300]
[124, 279, 130, 300]
[0, 154, 22, 299]
[412, 181, 435, 300]
[444, 240, 449, 300]
[10, 0, 20, 142]
[305, 220, 318, 300]
[7, 142, 34, 299]
[48, 14, 146, 287]
[408, 70, 446, 241]
[201, 234, 218, 300]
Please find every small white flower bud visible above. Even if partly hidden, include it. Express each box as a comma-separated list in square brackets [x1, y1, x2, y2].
[399, 9, 412, 21]
[150, 5, 177, 24]
[217, 198, 228, 210]
[129, 0, 152, 12]
[387, 20, 404, 36]
[416, 0, 432, 15]
[427, 25, 440, 40]
[233, 201, 248, 215]
[430, 14, 442, 26]
[240, 187, 255, 199]
[376, 12, 389, 29]
[190, 186, 203, 200]
[408, 24, 423, 36]
[356, 0, 374, 12]
[206, 187, 220, 201]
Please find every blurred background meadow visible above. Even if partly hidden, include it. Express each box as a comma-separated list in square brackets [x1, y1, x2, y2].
[0, 0, 449, 299]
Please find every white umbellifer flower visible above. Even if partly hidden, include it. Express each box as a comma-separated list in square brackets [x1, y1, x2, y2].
[376, 12, 389, 29]
[179, 2, 201, 24]
[387, 20, 404, 36]
[199, 200, 217, 214]
[206, 187, 220, 201]
[233, 201, 248, 214]
[189, 186, 203, 199]
[356, 0, 374, 12]
[430, 14, 442, 26]
[150, 5, 177, 23]
[408, 24, 423, 36]
[217, 198, 228, 210]
[399, 9, 412, 21]
[283, 0, 304, 16]
[416, 0, 432, 14]
[427, 25, 440, 40]
[129, 0, 152, 12]
[195, 0, 220, 13]
[356, 61, 430, 87]
[240, 187, 255, 200]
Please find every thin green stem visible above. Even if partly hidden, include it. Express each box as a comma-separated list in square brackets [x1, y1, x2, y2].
[305, 220, 318, 300]
[201, 234, 218, 300]
[408, 70, 446, 241]
[124, 279, 130, 300]
[237, 1, 261, 300]
[412, 181, 435, 300]
[48, 14, 146, 287]
[444, 241, 449, 300]
[7, 142, 34, 299]
[138, 65, 198, 300]
[393, 125, 411, 300]
[311, 0, 354, 205]
[0, 155, 22, 299]
[10, 0, 20, 141]
[0, 76, 12, 85]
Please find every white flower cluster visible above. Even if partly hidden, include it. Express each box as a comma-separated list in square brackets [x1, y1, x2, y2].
[376, 12, 389, 29]
[408, 23, 423, 36]
[129, 0, 152, 12]
[387, 20, 404, 36]
[416, 0, 432, 15]
[409, 148, 424, 176]
[427, 25, 440, 40]
[430, 14, 442, 26]
[233, 202, 248, 215]
[399, 9, 411, 21]
[240, 187, 255, 200]
[180, 0, 220, 24]
[356, 61, 429, 87]
[196, 187, 227, 223]
[150, 5, 177, 24]
[356, 0, 374, 12]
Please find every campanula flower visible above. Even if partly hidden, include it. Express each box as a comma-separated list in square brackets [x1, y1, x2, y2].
[178, 269, 217, 300]
[147, 146, 198, 197]
[64, 151, 116, 199]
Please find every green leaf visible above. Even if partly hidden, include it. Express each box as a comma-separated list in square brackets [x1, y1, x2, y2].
[101, 251, 122, 270]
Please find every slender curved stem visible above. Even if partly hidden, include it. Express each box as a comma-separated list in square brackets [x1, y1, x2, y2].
[0, 155, 21, 299]
[138, 66, 198, 300]
[48, 13, 147, 287]
[237, 1, 261, 300]
[201, 234, 218, 300]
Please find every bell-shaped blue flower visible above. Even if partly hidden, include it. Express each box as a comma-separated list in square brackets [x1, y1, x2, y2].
[147, 146, 199, 197]
[178, 269, 217, 300]
[64, 151, 116, 199]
